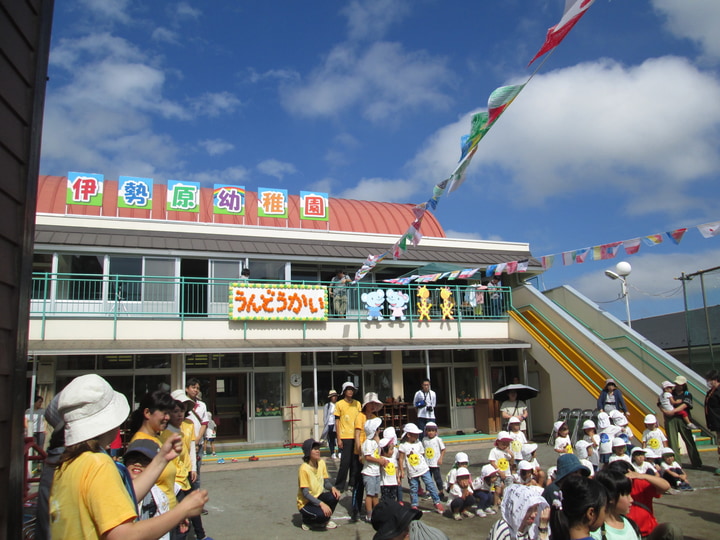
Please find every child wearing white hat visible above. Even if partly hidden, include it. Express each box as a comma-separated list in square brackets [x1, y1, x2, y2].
[507, 417, 528, 463]
[658, 379, 697, 429]
[361, 417, 387, 522]
[422, 421, 447, 501]
[630, 447, 658, 475]
[597, 411, 621, 465]
[448, 467, 476, 520]
[471, 464, 500, 516]
[641, 413, 667, 464]
[398, 423, 445, 512]
[608, 437, 631, 464]
[552, 421, 572, 454]
[581, 420, 600, 470]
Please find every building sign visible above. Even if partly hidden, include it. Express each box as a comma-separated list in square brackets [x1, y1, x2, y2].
[67, 172, 103, 206]
[118, 176, 153, 209]
[300, 191, 329, 221]
[229, 283, 327, 321]
[213, 184, 245, 215]
[257, 187, 288, 219]
[167, 180, 200, 213]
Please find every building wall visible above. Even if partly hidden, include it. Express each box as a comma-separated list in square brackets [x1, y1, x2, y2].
[0, 0, 54, 535]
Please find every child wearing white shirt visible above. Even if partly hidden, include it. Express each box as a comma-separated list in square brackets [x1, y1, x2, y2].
[361, 417, 386, 521]
[378, 436, 399, 502]
[507, 417, 527, 463]
[422, 422, 446, 501]
[660, 448, 693, 490]
[552, 421, 572, 454]
[641, 414, 668, 464]
[398, 423, 444, 512]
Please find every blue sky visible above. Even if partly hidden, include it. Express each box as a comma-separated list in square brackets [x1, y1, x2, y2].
[40, 0, 720, 321]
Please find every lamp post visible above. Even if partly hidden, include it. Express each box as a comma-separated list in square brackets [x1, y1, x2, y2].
[604, 261, 632, 328]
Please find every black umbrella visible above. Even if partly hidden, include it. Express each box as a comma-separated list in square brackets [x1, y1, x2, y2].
[493, 383, 539, 402]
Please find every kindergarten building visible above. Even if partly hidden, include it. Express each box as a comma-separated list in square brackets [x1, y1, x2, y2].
[27, 174, 712, 446]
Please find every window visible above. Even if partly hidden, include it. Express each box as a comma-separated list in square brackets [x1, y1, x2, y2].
[109, 257, 142, 301]
[363, 369, 392, 402]
[454, 367, 477, 406]
[248, 260, 286, 281]
[56, 254, 104, 300]
[31, 253, 53, 300]
[211, 260, 241, 302]
[144, 258, 175, 302]
[254, 372, 284, 416]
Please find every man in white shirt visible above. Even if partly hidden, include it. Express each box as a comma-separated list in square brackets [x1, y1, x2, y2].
[413, 379, 437, 438]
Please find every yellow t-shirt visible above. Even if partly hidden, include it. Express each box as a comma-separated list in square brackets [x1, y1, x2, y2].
[334, 398, 361, 440]
[354, 412, 368, 455]
[130, 431, 178, 508]
[49, 451, 137, 540]
[159, 419, 195, 492]
[296, 459, 329, 510]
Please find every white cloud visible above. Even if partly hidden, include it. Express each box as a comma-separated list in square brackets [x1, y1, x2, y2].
[152, 27, 179, 45]
[280, 41, 454, 122]
[176, 2, 202, 19]
[341, 0, 411, 42]
[256, 159, 297, 180]
[185, 166, 248, 185]
[246, 68, 299, 84]
[339, 177, 417, 202]
[407, 57, 720, 215]
[189, 92, 242, 117]
[199, 139, 234, 156]
[653, 0, 720, 61]
[78, 0, 132, 24]
[309, 177, 336, 194]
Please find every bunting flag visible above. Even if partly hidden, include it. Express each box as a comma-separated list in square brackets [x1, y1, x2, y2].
[697, 221, 720, 238]
[666, 228, 687, 245]
[517, 259, 529, 272]
[486, 264, 497, 276]
[574, 247, 592, 264]
[623, 238, 641, 255]
[505, 261, 518, 274]
[529, 0, 597, 66]
[541, 255, 555, 269]
[447, 145, 479, 193]
[600, 242, 622, 260]
[494, 263, 507, 275]
[487, 85, 526, 127]
[643, 234, 664, 246]
[447, 270, 461, 280]
[562, 251, 575, 266]
[459, 268, 479, 279]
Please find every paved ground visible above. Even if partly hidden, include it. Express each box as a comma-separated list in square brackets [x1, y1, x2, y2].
[193, 440, 720, 540]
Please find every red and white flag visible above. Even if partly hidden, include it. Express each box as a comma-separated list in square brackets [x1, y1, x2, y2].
[623, 238, 641, 255]
[697, 221, 720, 238]
[529, 0, 596, 66]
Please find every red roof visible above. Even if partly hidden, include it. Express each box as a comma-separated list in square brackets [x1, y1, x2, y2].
[37, 175, 445, 237]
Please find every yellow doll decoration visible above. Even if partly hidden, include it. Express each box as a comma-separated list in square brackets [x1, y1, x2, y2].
[439, 287, 454, 320]
[417, 286, 432, 321]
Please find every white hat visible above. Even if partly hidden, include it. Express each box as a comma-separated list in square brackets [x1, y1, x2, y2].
[424, 421, 438, 430]
[644, 414, 657, 424]
[382, 426, 397, 443]
[455, 451, 469, 464]
[547, 466, 557, 479]
[631, 446, 650, 455]
[612, 437, 626, 447]
[508, 416, 521, 424]
[661, 380, 675, 389]
[522, 443, 538, 460]
[518, 460, 533, 471]
[574, 440, 591, 459]
[456, 467, 471, 477]
[481, 464, 498, 478]
[59, 374, 130, 446]
[613, 415, 628, 426]
[341, 381, 357, 394]
[580, 459, 595, 477]
[673, 375, 687, 385]
[379, 437, 392, 448]
[403, 422, 422, 435]
[661, 447, 675, 455]
[609, 410, 624, 419]
[171, 389, 193, 403]
[553, 421, 566, 433]
[596, 412, 610, 429]
[496, 430, 513, 441]
[582, 420, 596, 430]
[362, 392, 383, 409]
[364, 417, 383, 437]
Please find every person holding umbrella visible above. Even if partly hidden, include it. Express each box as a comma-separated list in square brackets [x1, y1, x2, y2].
[495, 384, 537, 433]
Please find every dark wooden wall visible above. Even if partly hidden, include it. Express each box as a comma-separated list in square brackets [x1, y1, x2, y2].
[0, 0, 54, 537]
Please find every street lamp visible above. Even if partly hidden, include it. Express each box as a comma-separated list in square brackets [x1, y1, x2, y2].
[605, 261, 632, 328]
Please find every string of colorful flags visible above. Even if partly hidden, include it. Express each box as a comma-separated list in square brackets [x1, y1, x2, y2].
[381, 219, 720, 285]
[352, 0, 598, 282]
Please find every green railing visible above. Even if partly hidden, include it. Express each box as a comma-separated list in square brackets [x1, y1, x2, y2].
[30, 273, 512, 339]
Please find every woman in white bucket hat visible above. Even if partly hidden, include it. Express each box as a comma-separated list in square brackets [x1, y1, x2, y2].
[49, 374, 208, 539]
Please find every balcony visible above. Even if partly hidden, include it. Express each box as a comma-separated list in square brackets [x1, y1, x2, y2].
[29, 274, 513, 347]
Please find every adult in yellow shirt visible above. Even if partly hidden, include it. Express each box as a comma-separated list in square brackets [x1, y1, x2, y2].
[297, 439, 341, 530]
[334, 381, 361, 491]
[49, 374, 208, 540]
